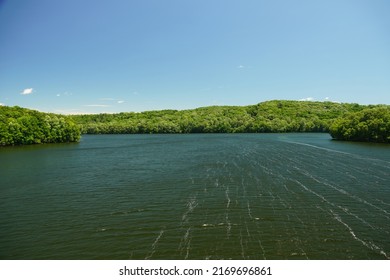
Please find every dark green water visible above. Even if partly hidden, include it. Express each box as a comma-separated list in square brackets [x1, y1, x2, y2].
[0, 134, 389, 260]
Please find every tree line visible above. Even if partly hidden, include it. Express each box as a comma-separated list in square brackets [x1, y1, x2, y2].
[71, 100, 367, 134]
[1, 100, 388, 146]
[330, 106, 390, 143]
[0, 106, 81, 146]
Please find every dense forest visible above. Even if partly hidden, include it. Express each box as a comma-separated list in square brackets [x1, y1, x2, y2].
[1, 100, 388, 146]
[0, 106, 81, 146]
[330, 106, 390, 143]
[71, 100, 368, 134]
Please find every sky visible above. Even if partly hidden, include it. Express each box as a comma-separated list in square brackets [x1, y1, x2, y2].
[0, 0, 389, 114]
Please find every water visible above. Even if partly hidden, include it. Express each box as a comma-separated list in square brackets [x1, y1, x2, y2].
[0, 133, 389, 260]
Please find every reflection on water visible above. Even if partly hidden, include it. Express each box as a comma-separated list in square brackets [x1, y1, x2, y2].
[0, 134, 389, 259]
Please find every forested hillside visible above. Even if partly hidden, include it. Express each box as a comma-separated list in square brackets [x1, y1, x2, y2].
[71, 100, 367, 134]
[2, 101, 388, 146]
[0, 106, 81, 146]
[330, 106, 390, 143]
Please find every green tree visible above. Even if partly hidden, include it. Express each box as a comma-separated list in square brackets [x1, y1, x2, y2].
[330, 106, 390, 143]
[0, 106, 81, 146]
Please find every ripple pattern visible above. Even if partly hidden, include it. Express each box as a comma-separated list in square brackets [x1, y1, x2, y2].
[0, 134, 389, 259]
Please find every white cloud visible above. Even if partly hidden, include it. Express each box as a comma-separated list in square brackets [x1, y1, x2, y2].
[98, 98, 125, 104]
[57, 92, 72, 97]
[21, 88, 34, 95]
[299, 97, 314, 101]
[53, 109, 95, 115]
[0, 103, 4, 106]
[323, 97, 341, 103]
[237, 65, 245, 69]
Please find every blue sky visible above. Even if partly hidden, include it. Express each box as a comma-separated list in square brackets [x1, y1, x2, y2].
[0, 0, 389, 114]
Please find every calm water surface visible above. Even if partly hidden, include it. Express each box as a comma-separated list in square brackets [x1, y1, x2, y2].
[0, 133, 389, 259]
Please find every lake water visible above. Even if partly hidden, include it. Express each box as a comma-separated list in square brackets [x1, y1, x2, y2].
[0, 133, 389, 259]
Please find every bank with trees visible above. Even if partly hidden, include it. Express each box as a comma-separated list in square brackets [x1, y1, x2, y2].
[1, 100, 388, 146]
[71, 100, 367, 134]
[0, 106, 81, 146]
[330, 106, 390, 143]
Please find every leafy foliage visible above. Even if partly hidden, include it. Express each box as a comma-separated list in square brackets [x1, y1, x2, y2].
[71, 100, 368, 135]
[2, 101, 387, 145]
[0, 106, 81, 146]
[330, 106, 390, 143]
